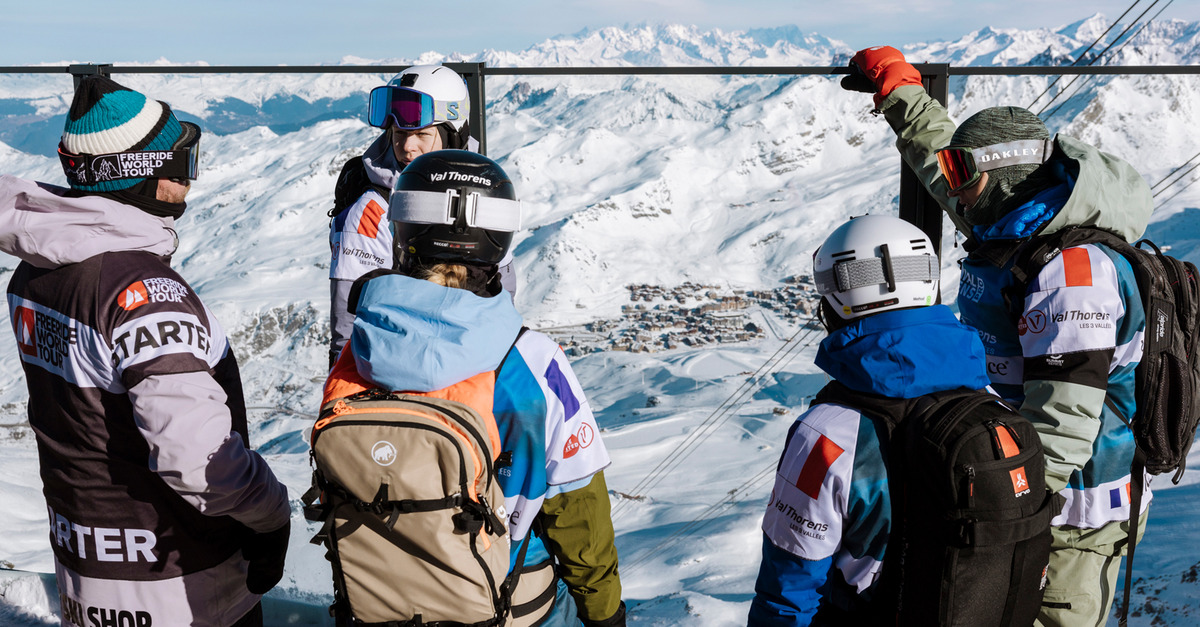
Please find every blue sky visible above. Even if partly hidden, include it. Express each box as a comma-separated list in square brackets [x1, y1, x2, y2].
[3, 0, 1197, 65]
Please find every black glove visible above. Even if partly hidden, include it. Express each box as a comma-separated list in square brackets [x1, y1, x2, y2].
[839, 62, 877, 94]
[243, 519, 290, 594]
[582, 601, 626, 627]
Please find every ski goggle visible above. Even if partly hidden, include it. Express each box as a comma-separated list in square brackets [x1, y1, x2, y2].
[58, 122, 202, 187]
[367, 86, 466, 130]
[389, 189, 522, 232]
[935, 139, 1055, 193]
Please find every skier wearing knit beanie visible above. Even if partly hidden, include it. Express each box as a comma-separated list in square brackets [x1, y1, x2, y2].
[841, 46, 1154, 627]
[2, 75, 290, 627]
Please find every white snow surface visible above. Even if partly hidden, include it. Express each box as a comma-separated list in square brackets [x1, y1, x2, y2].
[1, 17, 1200, 626]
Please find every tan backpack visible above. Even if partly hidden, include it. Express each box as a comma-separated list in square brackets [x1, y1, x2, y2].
[304, 360, 514, 626]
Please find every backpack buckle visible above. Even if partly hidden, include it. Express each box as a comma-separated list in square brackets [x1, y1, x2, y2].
[956, 518, 976, 546]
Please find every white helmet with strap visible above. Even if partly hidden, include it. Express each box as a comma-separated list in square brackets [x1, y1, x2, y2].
[813, 215, 940, 322]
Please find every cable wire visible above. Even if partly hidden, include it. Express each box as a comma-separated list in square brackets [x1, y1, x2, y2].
[621, 461, 777, 574]
[1152, 149, 1200, 196]
[611, 312, 824, 520]
[1027, 0, 1146, 110]
[1038, 0, 1164, 119]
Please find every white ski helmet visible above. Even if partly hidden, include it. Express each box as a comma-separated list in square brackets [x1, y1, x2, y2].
[813, 215, 940, 322]
[367, 65, 470, 140]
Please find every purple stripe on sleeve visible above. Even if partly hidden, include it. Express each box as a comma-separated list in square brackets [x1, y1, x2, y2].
[544, 358, 580, 421]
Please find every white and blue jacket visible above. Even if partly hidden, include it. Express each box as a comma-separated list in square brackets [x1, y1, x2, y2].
[749, 306, 990, 626]
[960, 181, 1149, 529]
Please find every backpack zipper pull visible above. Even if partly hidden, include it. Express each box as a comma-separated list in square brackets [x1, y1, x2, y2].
[987, 420, 1022, 459]
[332, 399, 352, 415]
[961, 464, 976, 508]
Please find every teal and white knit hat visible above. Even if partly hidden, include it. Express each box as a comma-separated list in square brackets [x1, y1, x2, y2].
[60, 75, 195, 192]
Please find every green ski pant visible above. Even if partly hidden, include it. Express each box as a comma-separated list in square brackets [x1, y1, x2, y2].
[1035, 510, 1148, 627]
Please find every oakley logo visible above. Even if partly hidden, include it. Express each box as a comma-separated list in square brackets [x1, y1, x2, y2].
[978, 147, 1043, 163]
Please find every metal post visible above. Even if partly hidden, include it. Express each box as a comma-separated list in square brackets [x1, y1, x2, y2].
[446, 62, 487, 155]
[67, 64, 112, 90]
[900, 63, 949, 259]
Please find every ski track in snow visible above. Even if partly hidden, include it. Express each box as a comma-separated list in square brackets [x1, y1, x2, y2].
[2, 16, 1200, 626]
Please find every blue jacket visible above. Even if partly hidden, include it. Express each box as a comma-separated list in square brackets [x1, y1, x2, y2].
[349, 273, 614, 567]
[749, 305, 989, 626]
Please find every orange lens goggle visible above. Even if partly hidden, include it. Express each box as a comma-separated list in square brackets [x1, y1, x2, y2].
[935, 146, 980, 193]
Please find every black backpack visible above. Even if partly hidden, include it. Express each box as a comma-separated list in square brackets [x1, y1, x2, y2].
[1006, 226, 1200, 625]
[813, 381, 1058, 627]
[329, 156, 391, 218]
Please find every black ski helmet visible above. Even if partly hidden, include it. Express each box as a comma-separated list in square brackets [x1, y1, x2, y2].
[389, 149, 520, 269]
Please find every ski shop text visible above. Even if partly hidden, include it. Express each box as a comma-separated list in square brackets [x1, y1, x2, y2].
[61, 594, 153, 627]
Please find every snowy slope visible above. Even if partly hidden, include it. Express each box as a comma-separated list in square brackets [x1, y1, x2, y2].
[1, 15, 1200, 626]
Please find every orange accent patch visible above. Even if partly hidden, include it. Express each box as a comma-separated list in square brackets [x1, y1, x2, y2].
[1061, 247, 1093, 287]
[1010, 467, 1030, 495]
[118, 281, 149, 311]
[14, 307, 36, 356]
[357, 200, 386, 238]
[994, 424, 1021, 458]
[795, 435, 844, 499]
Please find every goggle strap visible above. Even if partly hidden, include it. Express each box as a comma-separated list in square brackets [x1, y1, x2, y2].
[389, 189, 521, 232]
[58, 145, 196, 186]
[471, 195, 522, 231]
[971, 139, 1055, 173]
[815, 254, 938, 295]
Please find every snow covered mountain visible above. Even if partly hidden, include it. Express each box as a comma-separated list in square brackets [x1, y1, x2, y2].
[1, 14, 1200, 625]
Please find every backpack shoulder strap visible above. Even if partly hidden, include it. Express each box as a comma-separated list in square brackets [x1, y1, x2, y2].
[811, 380, 911, 434]
[329, 155, 391, 218]
[496, 326, 530, 377]
[1004, 226, 1132, 321]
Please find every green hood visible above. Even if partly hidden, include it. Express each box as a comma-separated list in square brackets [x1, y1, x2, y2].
[1037, 134, 1153, 242]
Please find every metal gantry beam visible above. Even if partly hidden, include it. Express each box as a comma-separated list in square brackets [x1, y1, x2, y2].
[3, 62, 1199, 243]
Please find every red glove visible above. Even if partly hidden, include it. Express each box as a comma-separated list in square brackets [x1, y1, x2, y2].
[844, 46, 923, 108]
